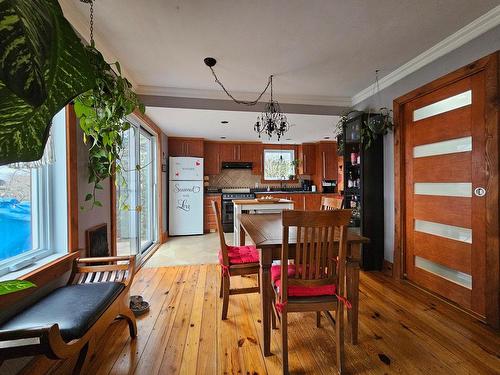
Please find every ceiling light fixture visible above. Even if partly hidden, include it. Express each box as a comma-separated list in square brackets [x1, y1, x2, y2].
[204, 57, 290, 141]
[221, 120, 229, 124]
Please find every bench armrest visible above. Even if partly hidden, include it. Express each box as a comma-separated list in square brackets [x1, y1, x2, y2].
[69, 255, 136, 287]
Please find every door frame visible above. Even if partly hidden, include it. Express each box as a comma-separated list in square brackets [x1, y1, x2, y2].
[392, 52, 499, 328]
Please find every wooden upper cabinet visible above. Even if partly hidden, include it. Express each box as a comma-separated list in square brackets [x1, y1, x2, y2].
[317, 142, 338, 180]
[220, 143, 238, 162]
[298, 143, 316, 175]
[204, 141, 220, 175]
[251, 144, 263, 175]
[168, 137, 204, 157]
[239, 143, 254, 162]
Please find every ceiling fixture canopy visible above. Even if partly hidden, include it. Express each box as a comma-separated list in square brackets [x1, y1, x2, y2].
[204, 57, 290, 140]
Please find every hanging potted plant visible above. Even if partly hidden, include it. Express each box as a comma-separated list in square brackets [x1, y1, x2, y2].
[73, 1, 145, 209]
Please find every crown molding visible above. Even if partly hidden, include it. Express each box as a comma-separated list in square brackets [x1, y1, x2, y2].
[58, 0, 139, 88]
[137, 85, 352, 107]
[352, 5, 500, 105]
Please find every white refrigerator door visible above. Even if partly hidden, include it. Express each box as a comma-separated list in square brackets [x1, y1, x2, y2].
[169, 180, 204, 235]
[169, 157, 204, 181]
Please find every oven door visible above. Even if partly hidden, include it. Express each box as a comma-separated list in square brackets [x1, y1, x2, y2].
[221, 200, 234, 232]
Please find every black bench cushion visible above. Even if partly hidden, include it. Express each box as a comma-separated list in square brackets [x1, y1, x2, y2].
[0, 282, 125, 342]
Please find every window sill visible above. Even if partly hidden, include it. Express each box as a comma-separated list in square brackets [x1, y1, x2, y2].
[0, 252, 69, 282]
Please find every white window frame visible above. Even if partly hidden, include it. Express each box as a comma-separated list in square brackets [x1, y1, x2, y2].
[0, 110, 68, 279]
[263, 149, 296, 181]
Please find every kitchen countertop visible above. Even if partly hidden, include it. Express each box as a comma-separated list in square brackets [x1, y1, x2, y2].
[205, 189, 340, 195]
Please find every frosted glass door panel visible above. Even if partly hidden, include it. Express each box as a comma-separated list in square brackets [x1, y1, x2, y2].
[413, 90, 471, 121]
[413, 137, 472, 158]
[415, 256, 472, 289]
[414, 183, 471, 197]
[415, 219, 472, 243]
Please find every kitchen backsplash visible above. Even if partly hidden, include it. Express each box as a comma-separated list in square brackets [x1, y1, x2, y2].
[208, 169, 301, 189]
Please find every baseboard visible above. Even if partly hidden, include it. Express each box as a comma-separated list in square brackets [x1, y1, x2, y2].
[382, 260, 393, 277]
[161, 231, 168, 244]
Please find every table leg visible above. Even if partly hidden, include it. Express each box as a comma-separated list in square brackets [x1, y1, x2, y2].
[260, 250, 272, 356]
[239, 223, 246, 246]
[346, 243, 361, 345]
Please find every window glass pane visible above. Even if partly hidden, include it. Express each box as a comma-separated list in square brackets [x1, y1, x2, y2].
[413, 137, 472, 158]
[414, 182, 472, 197]
[415, 256, 472, 289]
[117, 127, 138, 256]
[415, 219, 472, 243]
[0, 167, 33, 260]
[413, 90, 471, 121]
[263, 149, 295, 180]
[139, 131, 154, 251]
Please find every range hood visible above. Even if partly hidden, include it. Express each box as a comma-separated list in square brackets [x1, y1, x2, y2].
[222, 162, 253, 169]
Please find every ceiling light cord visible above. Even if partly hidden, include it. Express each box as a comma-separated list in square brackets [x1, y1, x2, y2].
[208, 66, 272, 106]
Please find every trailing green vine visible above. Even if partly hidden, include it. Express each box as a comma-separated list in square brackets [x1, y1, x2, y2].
[74, 45, 145, 209]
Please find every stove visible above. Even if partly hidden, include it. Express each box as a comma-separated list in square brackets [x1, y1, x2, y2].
[220, 188, 255, 232]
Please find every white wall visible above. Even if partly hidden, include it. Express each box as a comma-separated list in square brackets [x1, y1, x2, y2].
[354, 25, 500, 262]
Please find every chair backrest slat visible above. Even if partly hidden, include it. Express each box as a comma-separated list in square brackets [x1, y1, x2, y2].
[280, 210, 352, 302]
[320, 196, 343, 210]
[212, 201, 228, 266]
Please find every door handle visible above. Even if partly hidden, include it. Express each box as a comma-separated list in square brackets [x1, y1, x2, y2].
[474, 187, 486, 197]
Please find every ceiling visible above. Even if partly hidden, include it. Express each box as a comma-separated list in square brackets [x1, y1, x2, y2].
[63, 0, 498, 101]
[145, 107, 339, 144]
[61, 0, 499, 142]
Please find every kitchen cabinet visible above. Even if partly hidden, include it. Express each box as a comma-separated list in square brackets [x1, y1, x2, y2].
[318, 142, 338, 180]
[298, 143, 316, 175]
[304, 194, 322, 211]
[204, 194, 222, 233]
[220, 143, 239, 162]
[204, 141, 220, 175]
[168, 137, 204, 157]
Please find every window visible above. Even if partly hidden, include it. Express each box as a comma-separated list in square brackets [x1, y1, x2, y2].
[263, 149, 296, 181]
[0, 109, 68, 279]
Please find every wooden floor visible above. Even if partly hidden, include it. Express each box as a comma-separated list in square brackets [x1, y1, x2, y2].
[48, 264, 499, 374]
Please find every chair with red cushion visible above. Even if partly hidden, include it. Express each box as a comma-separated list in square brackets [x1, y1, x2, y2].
[212, 201, 260, 320]
[272, 209, 352, 375]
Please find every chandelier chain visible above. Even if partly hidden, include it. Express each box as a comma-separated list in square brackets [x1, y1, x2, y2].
[208, 66, 272, 106]
[89, 0, 94, 45]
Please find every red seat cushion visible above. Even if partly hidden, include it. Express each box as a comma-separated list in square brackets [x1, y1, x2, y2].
[218, 245, 259, 265]
[271, 265, 336, 297]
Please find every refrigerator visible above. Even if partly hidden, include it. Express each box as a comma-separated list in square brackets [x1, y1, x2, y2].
[168, 156, 204, 236]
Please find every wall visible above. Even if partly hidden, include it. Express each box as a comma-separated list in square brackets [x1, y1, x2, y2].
[76, 125, 112, 251]
[353, 25, 500, 262]
[208, 169, 301, 189]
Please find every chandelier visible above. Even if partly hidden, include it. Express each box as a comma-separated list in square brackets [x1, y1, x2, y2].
[253, 76, 290, 140]
[204, 57, 290, 140]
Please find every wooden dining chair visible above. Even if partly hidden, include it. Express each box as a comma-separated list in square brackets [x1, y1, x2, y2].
[320, 196, 343, 210]
[271, 209, 352, 374]
[212, 201, 260, 320]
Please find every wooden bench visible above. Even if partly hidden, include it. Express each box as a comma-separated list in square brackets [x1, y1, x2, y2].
[0, 256, 137, 374]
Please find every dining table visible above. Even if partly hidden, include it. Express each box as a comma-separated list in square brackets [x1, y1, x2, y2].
[237, 212, 370, 357]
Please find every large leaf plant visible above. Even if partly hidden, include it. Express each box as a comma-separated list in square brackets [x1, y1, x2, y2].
[74, 46, 145, 209]
[0, 0, 95, 164]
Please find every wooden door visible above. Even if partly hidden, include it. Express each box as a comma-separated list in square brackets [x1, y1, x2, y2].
[204, 142, 220, 175]
[403, 73, 489, 316]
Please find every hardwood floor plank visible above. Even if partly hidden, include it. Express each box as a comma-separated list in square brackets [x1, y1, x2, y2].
[158, 266, 201, 374]
[132, 267, 191, 375]
[109, 267, 181, 375]
[179, 264, 208, 375]
[232, 275, 268, 375]
[89, 267, 169, 375]
[63, 265, 500, 375]
[195, 264, 219, 374]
